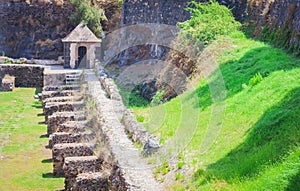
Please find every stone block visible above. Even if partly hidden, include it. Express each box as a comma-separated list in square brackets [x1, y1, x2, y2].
[43, 85, 80, 92]
[44, 101, 85, 122]
[1, 75, 15, 91]
[52, 143, 94, 176]
[42, 90, 76, 100]
[57, 121, 87, 133]
[73, 171, 110, 191]
[47, 111, 86, 135]
[63, 156, 103, 190]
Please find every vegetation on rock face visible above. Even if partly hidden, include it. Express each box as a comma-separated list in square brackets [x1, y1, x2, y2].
[179, 0, 241, 45]
[70, 0, 107, 37]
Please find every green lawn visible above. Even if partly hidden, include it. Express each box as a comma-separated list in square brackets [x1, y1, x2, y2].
[0, 88, 64, 191]
[133, 34, 300, 190]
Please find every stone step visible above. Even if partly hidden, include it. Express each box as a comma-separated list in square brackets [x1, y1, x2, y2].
[57, 121, 87, 133]
[47, 111, 87, 135]
[73, 171, 111, 191]
[43, 85, 80, 92]
[49, 131, 95, 149]
[44, 101, 85, 120]
[42, 90, 76, 100]
[63, 156, 103, 191]
[52, 143, 94, 176]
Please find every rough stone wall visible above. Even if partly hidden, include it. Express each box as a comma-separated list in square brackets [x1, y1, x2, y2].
[0, 1, 75, 59]
[122, 0, 202, 25]
[227, 0, 300, 53]
[0, 64, 44, 88]
[122, 0, 300, 53]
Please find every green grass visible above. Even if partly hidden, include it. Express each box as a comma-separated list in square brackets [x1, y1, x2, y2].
[133, 34, 300, 190]
[0, 88, 64, 191]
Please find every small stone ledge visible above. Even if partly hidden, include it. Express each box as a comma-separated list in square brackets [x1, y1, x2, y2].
[52, 143, 94, 176]
[44, 101, 85, 120]
[43, 85, 81, 92]
[73, 171, 111, 191]
[42, 96, 83, 109]
[57, 121, 87, 133]
[63, 156, 103, 191]
[42, 90, 76, 100]
[49, 132, 82, 149]
[47, 111, 86, 135]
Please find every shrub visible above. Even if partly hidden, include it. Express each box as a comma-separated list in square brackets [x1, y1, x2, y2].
[136, 115, 145, 122]
[178, 0, 241, 45]
[151, 89, 165, 106]
[70, 0, 106, 37]
[249, 72, 263, 87]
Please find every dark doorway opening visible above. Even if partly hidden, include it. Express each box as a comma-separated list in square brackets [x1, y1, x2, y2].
[77, 46, 87, 68]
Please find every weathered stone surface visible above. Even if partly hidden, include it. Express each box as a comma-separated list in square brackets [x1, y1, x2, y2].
[47, 111, 86, 135]
[99, 76, 122, 101]
[1, 74, 15, 91]
[0, 64, 44, 88]
[43, 85, 80, 92]
[122, 110, 159, 147]
[57, 121, 87, 133]
[49, 132, 82, 149]
[73, 171, 111, 191]
[52, 143, 94, 176]
[42, 90, 76, 100]
[42, 96, 83, 110]
[0, 1, 75, 59]
[44, 101, 85, 121]
[63, 156, 103, 191]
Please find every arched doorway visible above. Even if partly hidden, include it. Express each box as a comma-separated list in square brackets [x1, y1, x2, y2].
[77, 46, 87, 68]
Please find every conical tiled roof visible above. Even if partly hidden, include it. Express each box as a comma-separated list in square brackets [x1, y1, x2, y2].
[62, 22, 101, 43]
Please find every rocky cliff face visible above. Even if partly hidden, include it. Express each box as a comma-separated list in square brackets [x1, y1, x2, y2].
[225, 0, 300, 54]
[0, 0, 75, 59]
[0, 0, 121, 59]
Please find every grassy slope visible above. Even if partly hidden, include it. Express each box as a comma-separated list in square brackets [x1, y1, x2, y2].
[134, 34, 300, 190]
[0, 88, 64, 191]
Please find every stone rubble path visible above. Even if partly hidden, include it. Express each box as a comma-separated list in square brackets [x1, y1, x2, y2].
[85, 70, 162, 191]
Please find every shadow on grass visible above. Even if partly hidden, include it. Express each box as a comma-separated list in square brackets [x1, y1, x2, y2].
[41, 158, 52, 163]
[42, 173, 64, 179]
[39, 134, 48, 138]
[285, 170, 300, 191]
[186, 46, 300, 110]
[37, 113, 44, 117]
[194, 87, 300, 185]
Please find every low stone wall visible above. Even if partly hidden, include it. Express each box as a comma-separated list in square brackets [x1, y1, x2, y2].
[99, 76, 122, 101]
[52, 143, 94, 176]
[0, 64, 44, 88]
[63, 156, 103, 191]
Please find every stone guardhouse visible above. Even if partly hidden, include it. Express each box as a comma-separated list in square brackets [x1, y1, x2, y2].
[62, 23, 101, 69]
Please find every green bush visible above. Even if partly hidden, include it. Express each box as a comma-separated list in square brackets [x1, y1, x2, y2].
[178, 0, 241, 45]
[151, 89, 165, 106]
[136, 115, 145, 122]
[249, 72, 263, 87]
[70, 0, 106, 37]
